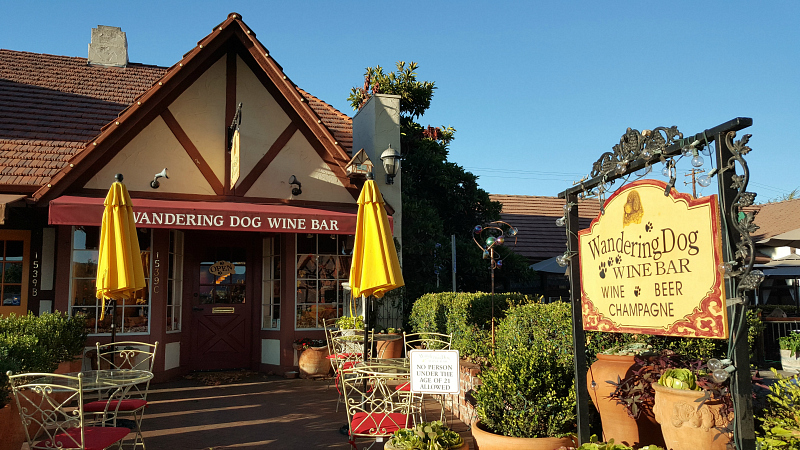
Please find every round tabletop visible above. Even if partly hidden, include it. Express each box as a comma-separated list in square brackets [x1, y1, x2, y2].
[33, 369, 153, 391]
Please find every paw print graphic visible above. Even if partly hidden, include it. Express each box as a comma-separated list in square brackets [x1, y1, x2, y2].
[634, 286, 641, 297]
[607, 257, 614, 267]
[615, 255, 622, 265]
[645, 222, 653, 232]
[599, 262, 607, 279]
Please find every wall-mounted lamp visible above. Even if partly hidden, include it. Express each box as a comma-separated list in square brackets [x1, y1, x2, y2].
[289, 175, 302, 196]
[556, 251, 576, 267]
[380, 144, 402, 185]
[150, 168, 169, 189]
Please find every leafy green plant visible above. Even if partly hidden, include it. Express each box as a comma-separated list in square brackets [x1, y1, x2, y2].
[475, 302, 576, 438]
[556, 434, 664, 450]
[756, 369, 800, 449]
[657, 368, 699, 390]
[598, 342, 652, 356]
[387, 421, 464, 450]
[779, 331, 800, 355]
[335, 315, 364, 330]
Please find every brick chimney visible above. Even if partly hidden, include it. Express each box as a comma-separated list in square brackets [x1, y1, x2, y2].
[88, 25, 128, 67]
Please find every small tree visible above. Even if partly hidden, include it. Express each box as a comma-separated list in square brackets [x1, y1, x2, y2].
[349, 62, 532, 308]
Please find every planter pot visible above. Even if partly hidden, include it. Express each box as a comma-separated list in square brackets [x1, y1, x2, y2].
[298, 346, 331, 378]
[652, 383, 732, 450]
[587, 354, 665, 448]
[471, 420, 576, 450]
[780, 349, 800, 373]
[0, 402, 26, 450]
[55, 355, 83, 374]
[385, 440, 468, 450]
[376, 334, 403, 359]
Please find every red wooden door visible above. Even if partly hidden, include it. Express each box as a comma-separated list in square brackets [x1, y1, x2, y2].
[188, 234, 253, 370]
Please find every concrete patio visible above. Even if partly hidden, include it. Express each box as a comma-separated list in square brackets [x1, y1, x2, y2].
[140, 372, 475, 449]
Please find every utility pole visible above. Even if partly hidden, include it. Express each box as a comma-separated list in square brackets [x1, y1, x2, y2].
[684, 168, 705, 198]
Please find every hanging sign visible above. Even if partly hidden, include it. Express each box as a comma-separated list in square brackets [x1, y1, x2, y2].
[409, 350, 460, 394]
[579, 180, 727, 339]
[209, 260, 235, 277]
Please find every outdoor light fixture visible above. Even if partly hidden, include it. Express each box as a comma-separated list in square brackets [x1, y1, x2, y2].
[289, 175, 302, 196]
[556, 251, 576, 267]
[380, 144, 401, 185]
[707, 358, 735, 383]
[150, 168, 169, 189]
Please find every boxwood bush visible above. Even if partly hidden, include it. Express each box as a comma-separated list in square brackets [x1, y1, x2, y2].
[475, 301, 576, 438]
[409, 292, 535, 361]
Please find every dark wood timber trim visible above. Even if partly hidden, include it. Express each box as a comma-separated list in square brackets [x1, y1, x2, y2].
[225, 51, 237, 195]
[236, 122, 297, 196]
[161, 108, 224, 195]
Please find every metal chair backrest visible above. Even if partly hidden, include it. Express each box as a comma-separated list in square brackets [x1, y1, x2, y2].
[340, 366, 413, 443]
[95, 341, 158, 400]
[403, 332, 452, 353]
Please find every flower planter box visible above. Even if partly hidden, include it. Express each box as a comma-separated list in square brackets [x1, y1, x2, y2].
[780, 349, 800, 373]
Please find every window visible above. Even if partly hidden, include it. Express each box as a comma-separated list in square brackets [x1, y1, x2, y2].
[295, 234, 353, 330]
[0, 230, 29, 316]
[70, 226, 151, 334]
[166, 231, 184, 332]
[198, 247, 246, 304]
[261, 236, 281, 329]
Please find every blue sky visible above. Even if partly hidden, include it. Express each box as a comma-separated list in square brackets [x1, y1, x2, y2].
[2, 1, 798, 200]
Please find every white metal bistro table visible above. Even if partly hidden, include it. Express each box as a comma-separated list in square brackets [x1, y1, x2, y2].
[33, 369, 153, 391]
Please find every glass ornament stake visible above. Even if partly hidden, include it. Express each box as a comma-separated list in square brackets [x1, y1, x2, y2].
[472, 220, 518, 353]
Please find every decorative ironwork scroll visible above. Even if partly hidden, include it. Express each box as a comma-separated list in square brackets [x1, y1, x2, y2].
[590, 126, 683, 179]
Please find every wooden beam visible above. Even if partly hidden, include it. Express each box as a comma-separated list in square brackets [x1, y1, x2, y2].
[236, 122, 297, 196]
[161, 109, 224, 195]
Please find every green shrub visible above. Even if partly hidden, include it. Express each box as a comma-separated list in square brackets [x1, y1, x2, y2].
[409, 291, 534, 361]
[756, 368, 800, 449]
[475, 302, 576, 438]
[779, 331, 800, 354]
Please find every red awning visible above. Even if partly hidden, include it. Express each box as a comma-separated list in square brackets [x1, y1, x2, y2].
[49, 196, 371, 234]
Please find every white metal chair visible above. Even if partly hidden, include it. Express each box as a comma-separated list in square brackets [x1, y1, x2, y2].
[84, 341, 158, 450]
[8, 371, 129, 450]
[400, 332, 453, 423]
[329, 330, 373, 412]
[340, 365, 414, 449]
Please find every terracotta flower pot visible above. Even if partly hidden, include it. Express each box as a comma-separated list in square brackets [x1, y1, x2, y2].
[376, 334, 403, 359]
[652, 383, 732, 450]
[587, 354, 664, 448]
[55, 356, 83, 374]
[298, 346, 331, 378]
[0, 402, 26, 450]
[471, 420, 576, 450]
[385, 440, 468, 450]
[780, 349, 800, 373]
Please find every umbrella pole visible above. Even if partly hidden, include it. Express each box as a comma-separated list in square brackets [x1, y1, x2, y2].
[362, 295, 369, 361]
[110, 299, 117, 345]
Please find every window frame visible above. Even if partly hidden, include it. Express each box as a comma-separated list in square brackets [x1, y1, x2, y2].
[0, 230, 30, 316]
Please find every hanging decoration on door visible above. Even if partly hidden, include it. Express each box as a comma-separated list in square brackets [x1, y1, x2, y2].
[209, 260, 235, 277]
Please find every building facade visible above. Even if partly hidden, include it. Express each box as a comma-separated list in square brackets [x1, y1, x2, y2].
[0, 13, 401, 380]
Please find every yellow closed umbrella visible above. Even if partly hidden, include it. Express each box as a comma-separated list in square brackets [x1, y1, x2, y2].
[96, 174, 145, 342]
[349, 177, 404, 299]
[348, 175, 403, 358]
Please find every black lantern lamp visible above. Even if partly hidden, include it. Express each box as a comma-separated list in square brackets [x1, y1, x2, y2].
[380, 144, 401, 185]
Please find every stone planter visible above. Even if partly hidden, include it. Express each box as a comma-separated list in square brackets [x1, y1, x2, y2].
[376, 334, 403, 359]
[587, 354, 664, 448]
[471, 420, 576, 450]
[652, 383, 732, 450]
[298, 346, 331, 378]
[780, 349, 800, 373]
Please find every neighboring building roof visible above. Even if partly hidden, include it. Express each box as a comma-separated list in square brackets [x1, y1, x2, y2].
[0, 20, 354, 193]
[490, 194, 603, 262]
[747, 198, 800, 243]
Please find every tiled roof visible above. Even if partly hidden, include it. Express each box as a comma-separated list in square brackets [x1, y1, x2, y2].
[490, 194, 603, 262]
[0, 39, 353, 191]
[748, 198, 800, 242]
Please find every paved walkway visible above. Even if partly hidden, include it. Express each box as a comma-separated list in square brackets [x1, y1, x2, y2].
[140, 372, 474, 449]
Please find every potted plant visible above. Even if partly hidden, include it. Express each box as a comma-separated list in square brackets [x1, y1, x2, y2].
[651, 367, 733, 450]
[556, 434, 664, 450]
[472, 302, 578, 449]
[587, 343, 664, 448]
[756, 368, 800, 448]
[293, 338, 330, 378]
[779, 331, 800, 373]
[335, 315, 364, 331]
[377, 326, 403, 359]
[385, 420, 466, 450]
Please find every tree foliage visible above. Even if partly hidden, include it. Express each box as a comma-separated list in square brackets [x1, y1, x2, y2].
[348, 62, 532, 308]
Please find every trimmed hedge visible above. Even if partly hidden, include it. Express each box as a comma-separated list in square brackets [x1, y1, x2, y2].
[409, 292, 535, 361]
